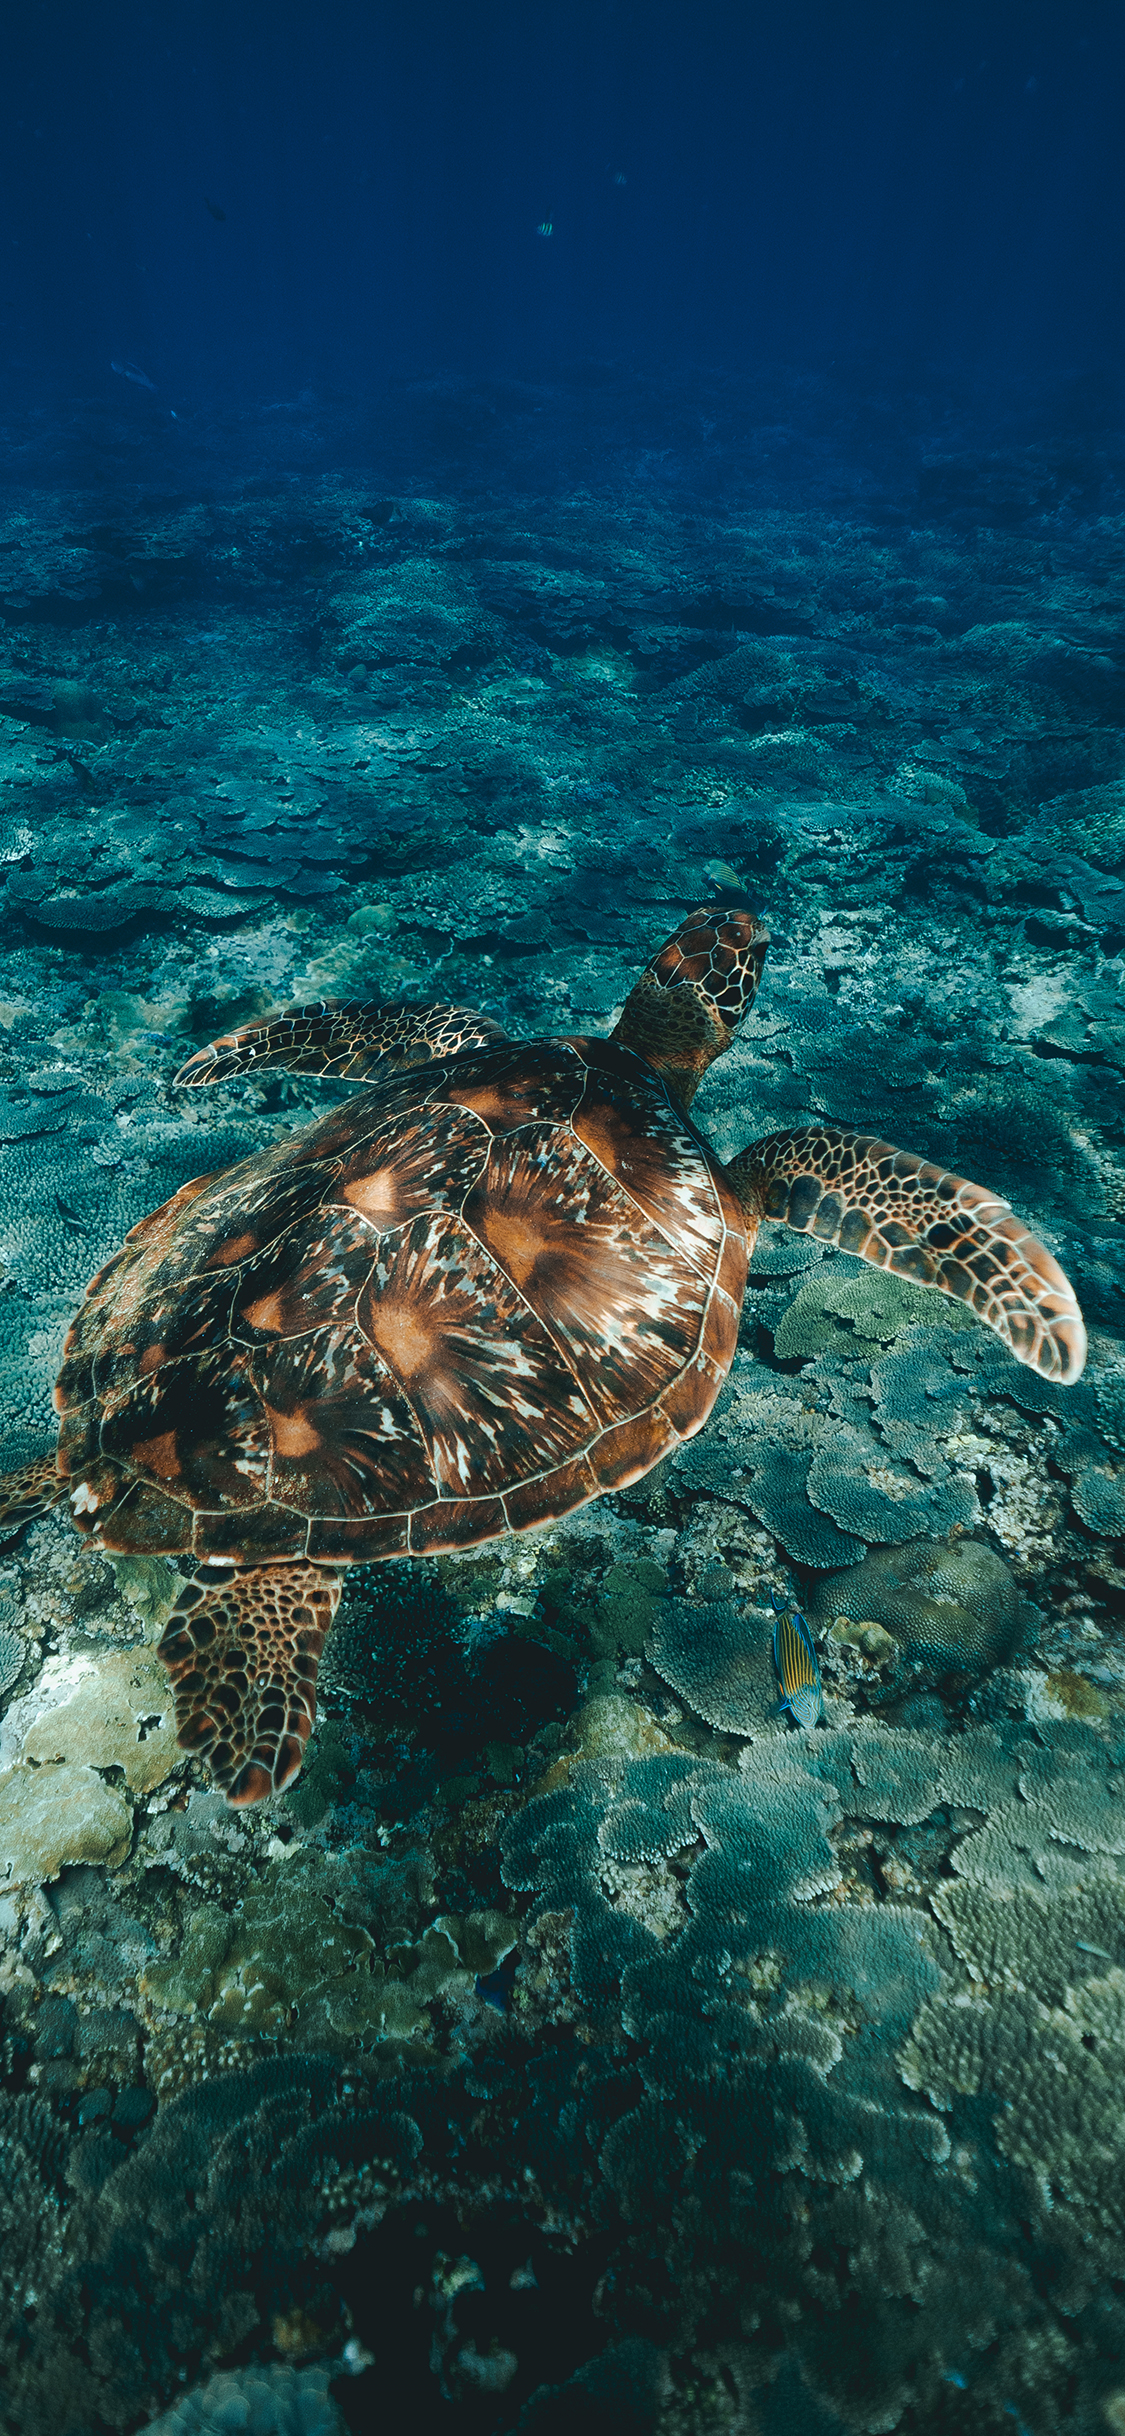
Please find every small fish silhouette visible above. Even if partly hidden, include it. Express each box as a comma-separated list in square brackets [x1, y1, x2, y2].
[204, 197, 226, 221]
[772, 1592, 823, 1728]
[111, 359, 156, 392]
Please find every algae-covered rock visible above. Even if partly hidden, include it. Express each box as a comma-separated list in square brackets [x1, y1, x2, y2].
[572, 1694, 681, 1760]
[825, 1614, 898, 1668]
[107, 1553, 181, 1637]
[139, 1854, 505, 2065]
[19, 1645, 179, 1794]
[142, 1854, 380, 2040]
[433, 1908, 519, 1978]
[0, 1760, 132, 1888]
[140, 1904, 233, 2016]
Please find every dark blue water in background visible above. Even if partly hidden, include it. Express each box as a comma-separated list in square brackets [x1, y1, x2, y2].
[5, 0, 1124, 415]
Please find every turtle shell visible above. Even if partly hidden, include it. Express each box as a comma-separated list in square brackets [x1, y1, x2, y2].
[55, 1036, 748, 1561]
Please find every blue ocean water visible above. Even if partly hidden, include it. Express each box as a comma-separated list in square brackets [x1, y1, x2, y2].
[1, 7, 1124, 2433]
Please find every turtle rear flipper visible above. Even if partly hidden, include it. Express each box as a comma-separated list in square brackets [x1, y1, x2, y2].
[0, 1454, 65, 1535]
[157, 1560, 343, 1805]
[728, 1124, 1086, 1383]
[174, 1000, 507, 1089]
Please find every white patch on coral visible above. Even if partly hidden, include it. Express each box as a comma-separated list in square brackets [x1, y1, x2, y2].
[1005, 971, 1069, 1037]
[600, 1854, 689, 1943]
[0, 1653, 99, 1773]
[1021, 1669, 1079, 1724]
[945, 1415, 1063, 1569]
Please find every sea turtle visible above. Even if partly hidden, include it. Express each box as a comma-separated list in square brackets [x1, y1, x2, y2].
[0, 904, 1085, 1806]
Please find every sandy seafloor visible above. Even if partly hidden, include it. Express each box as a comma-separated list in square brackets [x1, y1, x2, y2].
[0, 367, 1124, 2436]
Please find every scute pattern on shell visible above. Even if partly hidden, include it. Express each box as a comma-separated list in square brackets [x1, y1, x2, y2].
[55, 1037, 746, 1561]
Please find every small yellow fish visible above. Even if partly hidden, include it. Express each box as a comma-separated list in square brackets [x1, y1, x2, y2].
[773, 1597, 823, 1729]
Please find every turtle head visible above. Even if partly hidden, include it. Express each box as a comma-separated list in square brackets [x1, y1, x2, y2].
[612, 904, 769, 1108]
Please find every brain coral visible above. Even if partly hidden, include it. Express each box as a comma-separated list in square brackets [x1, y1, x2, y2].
[806, 1538, 1020, 1698]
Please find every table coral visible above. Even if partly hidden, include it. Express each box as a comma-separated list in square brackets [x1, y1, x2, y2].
[497, 1707, 1125, 2431]
[773, 1267, 975, 1363]
[646, 1591, 780, 1736]
[140, 2364, 344, 2436]
[901, 1823, 1125, 2305]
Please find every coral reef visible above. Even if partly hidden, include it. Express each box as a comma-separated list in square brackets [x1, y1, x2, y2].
[806, 1537, 1023, 1707]
[141, 2365, 343, 2436]
[2, 371, 1125, 2432]
[139, 1838, 516, 2077]
[500, 1714, 1125, 2433]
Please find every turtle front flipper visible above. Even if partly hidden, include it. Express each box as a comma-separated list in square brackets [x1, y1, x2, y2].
[0, 1452, 65, 1535]
[174, 1000, 508, 1089]
[157, 1560, 343, 1805]
[612, 904, 769, 1108]
[727, 1125, 1086, 1383]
